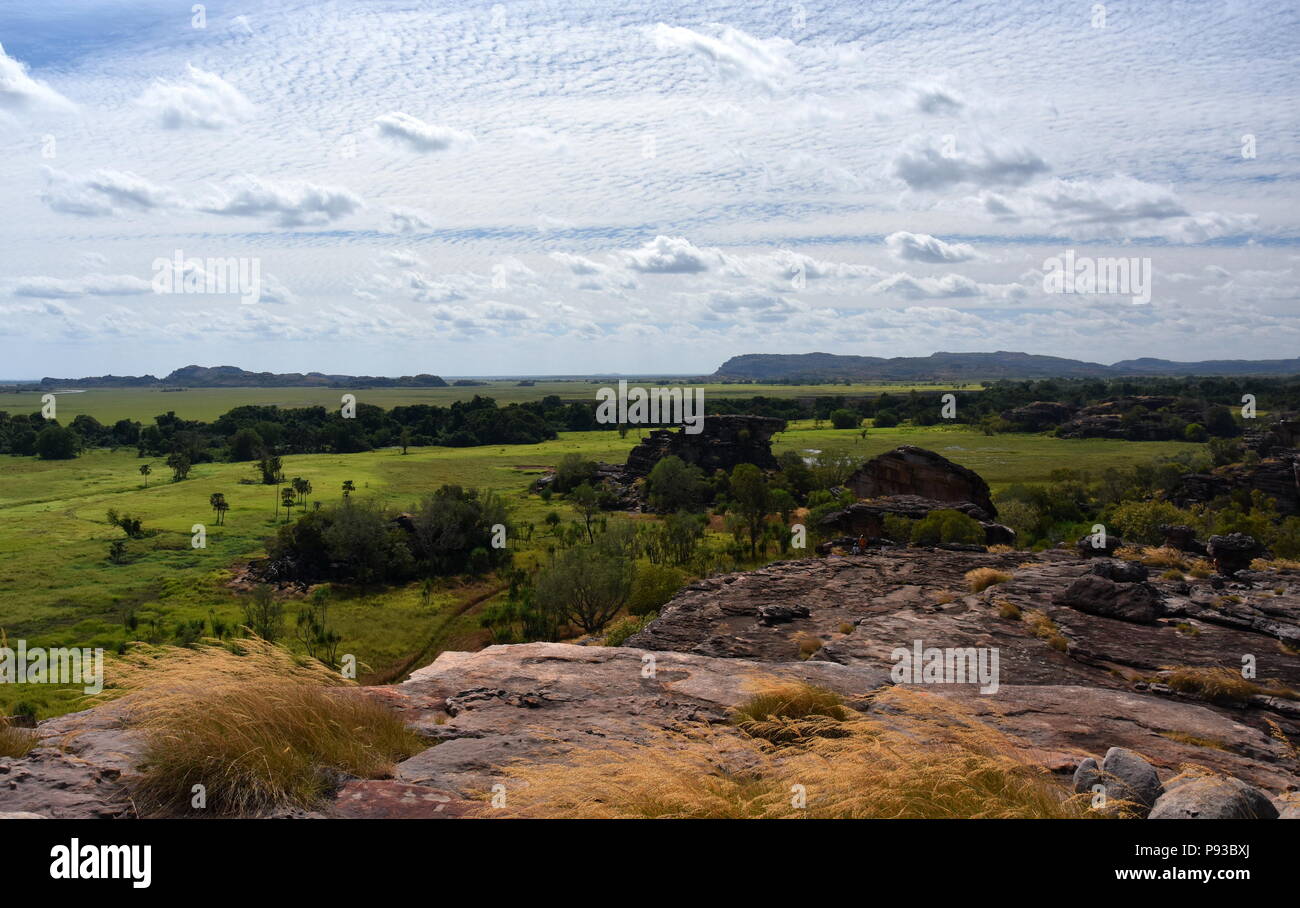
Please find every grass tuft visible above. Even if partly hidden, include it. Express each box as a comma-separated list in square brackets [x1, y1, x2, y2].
[1163, 666, 1299, 706]
[0, 718, 37, 759]
[109, 639, 422, 816]
[965, 568, 1012, 593]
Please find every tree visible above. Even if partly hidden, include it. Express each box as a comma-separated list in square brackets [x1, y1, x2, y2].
[229, 427, 264, 462]
[165, 451, 192, 481]
[568, 482, 601, 543]
[209, 492, 229, 525]
[254, 450, 282, 485]
[35, 425, 78, 460]
[729, 463, 772, 558]
[295, 588, 342, 666]
[399, 426, 412, 455]
[106, 509, 144, 538]
[241, 584, 285, 642]
[644, 455, 706, 513]
[292, 476, 310, 506]
[281, 487, 297, 522]
[107, 540, 127, 564]
[534, 543, 636, 634]
[830, 408, 861, 429]
[552, 453, 597, 493]
[341, 479, 355, 499]
[139, 462, 152, 488]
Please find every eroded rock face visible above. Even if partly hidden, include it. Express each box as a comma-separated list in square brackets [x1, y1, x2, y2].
[818, 495, 1012, 546]
[1174, 455, 1300, 518]
[844, 446, 997, 518]
[624, 415, 786, 477]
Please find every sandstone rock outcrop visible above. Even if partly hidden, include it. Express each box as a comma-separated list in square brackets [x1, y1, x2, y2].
[623, 415, 786, 477]
[844, 446, 996, 517]
[6, 547, 1299, 819]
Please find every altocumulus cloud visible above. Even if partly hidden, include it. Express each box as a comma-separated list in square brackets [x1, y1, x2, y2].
[374, 112, 475, 152]
[137, 64, 254, 129]
[886, 231, 981, 264]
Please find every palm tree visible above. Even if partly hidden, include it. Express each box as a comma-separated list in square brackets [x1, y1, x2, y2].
[139, 463, 152, 488]
[280, 487, 296, 522]
[300, 479, 312, 509]
[342, 479, 355, 499]
[209, 492, 227, 525]
[292, 476, 310, 507]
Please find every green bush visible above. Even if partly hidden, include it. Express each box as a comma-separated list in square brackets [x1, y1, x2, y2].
[603, 612, 656, 646]
[911, 509, 985, 546]
[1108, 500, 1192, 545]
[830, 409, 861, 430]
[628, 563, 684, 616]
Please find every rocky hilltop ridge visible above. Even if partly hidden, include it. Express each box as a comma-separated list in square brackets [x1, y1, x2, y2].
[5, 544, 1298, 819]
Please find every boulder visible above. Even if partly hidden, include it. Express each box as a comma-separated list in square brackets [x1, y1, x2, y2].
[1076, 533, 1126, 558]
[1088, 559, 1150, 583]
[1159, 524, 1206, 555]
[1149, 775, 1279, 819]
[1053, 574, 1163, 623]
[1207, 534, 1266, 576]
[1100, 747, 1164, 813]
[1072, 747, 1163, 816]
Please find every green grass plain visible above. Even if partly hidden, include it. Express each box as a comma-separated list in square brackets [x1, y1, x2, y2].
[0, 387, 1200, 719]
[0, 379, 974, 423]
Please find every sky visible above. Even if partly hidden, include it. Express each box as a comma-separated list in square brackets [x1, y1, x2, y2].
[0, 0, 1297, 379]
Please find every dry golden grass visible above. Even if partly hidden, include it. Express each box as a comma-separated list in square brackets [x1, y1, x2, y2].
[731, 681, 852, 744]
[1158, 731, 1228, 751]
[1024, 609, 1069, 652]
[0, 718, 36, 759]
[485, 687, 1090, 819]
[1253, 557, 1300, 572]
[987, 544, 1015, 554]
[1163, 666, 1299, 706]
[793, 631, 824, 659]
[105, 639, 423, 816]
[837, 622, 855, 636]
[996, 600, 1022, 620]
[965, 568, 1012, 593]
[1160, 569, 1185, 581]
[932, 590, 957, 604]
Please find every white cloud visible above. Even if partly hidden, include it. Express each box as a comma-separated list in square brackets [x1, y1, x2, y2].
[619, 235, 719, 273]
[197, 175, 362, 227]
[40, 167, 178, 217]
[649, 24, 793, 92]
[374, 112, 474, 152]
[13, 273, 152, 298]
[893, 139, 1049, 191]
[870, 272, 984, 300]
[886, 231, 980, 264]
[137, 64, 253, 129]
[386, 206, 434, 233]
[0, 42, 76, 114]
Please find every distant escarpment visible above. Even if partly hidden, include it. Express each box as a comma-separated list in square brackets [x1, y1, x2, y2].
[712, 351, 1300, 382]
[35, 365, 448, 390]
